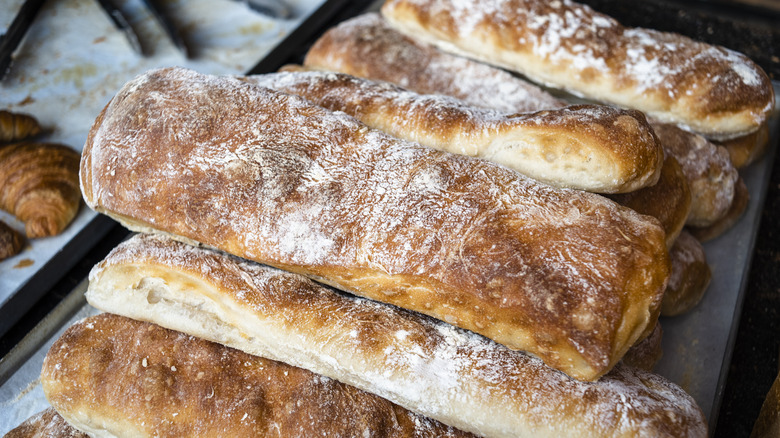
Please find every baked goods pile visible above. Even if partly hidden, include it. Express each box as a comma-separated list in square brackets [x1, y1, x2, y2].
[82, 66, 669, 383]
[301, 8, 774, 314]
[378, 0, 774, 142]
[247, 67, 665, 194]
[11, 0, 775, 436]
[0, 111, 81, 261]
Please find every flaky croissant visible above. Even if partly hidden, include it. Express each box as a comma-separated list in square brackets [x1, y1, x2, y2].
[0, 110, 41, 144]
[0, 219, 24, 260]
[0, 142, 81, 238]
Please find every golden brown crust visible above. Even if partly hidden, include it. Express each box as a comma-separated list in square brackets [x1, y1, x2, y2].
[609, 155, 690, 249]
[716, 122, 770, 168]
[84, 234, 707, 438]
[42, 313, 475, 438]
[661, 231, 711, 316]
[0, 219, 25, 260]
[3, 408, 88, 438]
[688, 175, 750, 242]
[0, 142, 81, 238]
[0, 110, 41, 144]
[303, 13, 567, 114]
[621, 323, 663, 372]
[81, 67, 670, 381]
[303, 13, 742, 232]
[651, 123, 739, 228]
[379, 0, 775, 139]
[251, 68, 663, 194]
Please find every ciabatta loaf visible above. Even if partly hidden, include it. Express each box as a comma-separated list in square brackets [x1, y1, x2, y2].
[247, 69, 663, 193]
[82, 234, 706, 438]
[302, 13, 565, 113]
[608, 155, 690, 249]
[302, 13, 740, 229]
[621, 323, 663, 372]
[266, 67, 681, 243]
[80, 67, 669, 381]
[661, 231, 711, 316]
[42, 313, 475, 438]
[3, 408, 87, 438]
[379, 0, 774, 140]
[651, 123, 739, 227]
[310, 11, 766, 168]
[689, 175, 750, 242]
[717, 123, 770, 168]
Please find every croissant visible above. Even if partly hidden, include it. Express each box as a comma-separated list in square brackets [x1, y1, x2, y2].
[0, 219, 24, 260]
[0, 142, 81, 238]
[0, 110, 42, 144]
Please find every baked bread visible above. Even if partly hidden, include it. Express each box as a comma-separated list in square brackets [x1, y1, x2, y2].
[302, 13, 740, 229]
[0, 142, 81, 238]
[621, 323, 663, 372]
[716, 122, 770, 168]
[379, 0, 775, 140]
[608, 155, 690, 249]
[80, 67, 670, 381]
[3, 408, 88, 438]
[247, 69, 663, 194]
[651, 123, 738, 228]
[0, 219, 25, 260]
[688, 175, 750, 242]
[661, 230, 711, 316]
[42, 313, 475, 438]
[302, 13, 567, 114]
[0, 110, 41, 144]
[83, 234, 707, 438]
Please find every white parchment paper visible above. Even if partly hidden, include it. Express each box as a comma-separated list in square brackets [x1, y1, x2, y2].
[0, 0, 325, 306]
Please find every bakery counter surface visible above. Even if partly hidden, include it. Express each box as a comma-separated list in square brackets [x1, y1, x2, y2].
[717, 136, 780, 436]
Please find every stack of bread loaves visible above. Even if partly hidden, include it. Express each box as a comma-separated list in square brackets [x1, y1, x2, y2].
[301, 6, 776, 316]
[22, 0, 775, 436]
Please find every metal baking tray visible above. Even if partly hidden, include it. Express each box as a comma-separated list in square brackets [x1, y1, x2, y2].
[654, 84, 779, 428]
[0, 280, 98, 431]
[0, 0, 353, 339]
